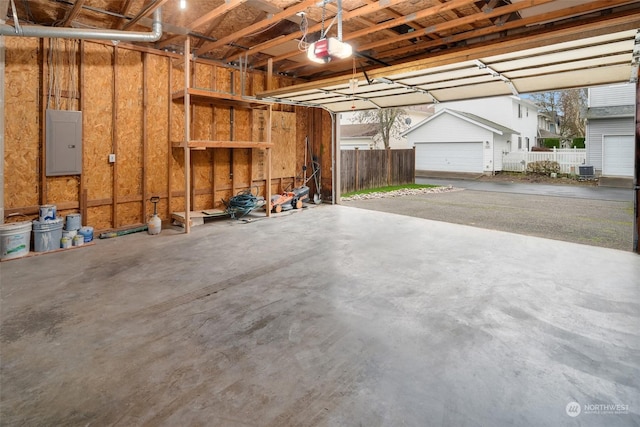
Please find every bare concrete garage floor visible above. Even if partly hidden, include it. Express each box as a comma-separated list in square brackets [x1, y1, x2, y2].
[1, 205, 639, 426]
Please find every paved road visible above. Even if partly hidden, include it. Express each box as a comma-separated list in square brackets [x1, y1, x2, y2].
[342, 184, 635, 251]
[415, 177, 634, 202]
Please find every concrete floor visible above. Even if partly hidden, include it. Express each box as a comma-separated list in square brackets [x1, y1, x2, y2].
[1, 205, 639, 426]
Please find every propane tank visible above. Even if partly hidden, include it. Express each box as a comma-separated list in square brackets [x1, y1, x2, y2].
[148, 196, 161, 235]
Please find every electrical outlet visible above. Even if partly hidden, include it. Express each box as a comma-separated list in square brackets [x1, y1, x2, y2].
[108, 154, 116, 163]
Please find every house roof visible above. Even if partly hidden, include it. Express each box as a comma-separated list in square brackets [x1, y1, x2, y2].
[340, 123, 378, 138]
[538, 129, 562, 139]
[402, 108, 519, 137]
[584, 105, 635, 119]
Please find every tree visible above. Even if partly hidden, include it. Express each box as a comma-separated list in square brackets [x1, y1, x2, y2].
[352, 108, 408, 149]
[529, 89, 587, 139]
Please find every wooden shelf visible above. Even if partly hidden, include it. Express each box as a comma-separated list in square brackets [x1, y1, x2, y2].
[172, 88, 271, 109]
[173, 37, 272, 234]
[172, 140, 273, 149]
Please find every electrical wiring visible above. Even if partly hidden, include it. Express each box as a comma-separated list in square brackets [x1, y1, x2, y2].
[298, 11, 309, 51]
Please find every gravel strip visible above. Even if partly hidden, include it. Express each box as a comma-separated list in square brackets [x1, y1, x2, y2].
[341, 185, 461, 201]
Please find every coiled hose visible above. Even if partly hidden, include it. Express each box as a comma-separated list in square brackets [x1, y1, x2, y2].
[224, 188, 265, 219]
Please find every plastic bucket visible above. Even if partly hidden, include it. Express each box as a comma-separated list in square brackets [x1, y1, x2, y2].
[65, 214, 81, 231]
[0, 221, 32, 260]
[78, 226, 94, 243]
[32, 219, 64, 252]
[39, 205, 57, 222]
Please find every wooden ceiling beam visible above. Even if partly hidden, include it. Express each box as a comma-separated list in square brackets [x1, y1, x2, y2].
[62, 0, 86, 27]
[372, 0, 636, 60]
[189, 0, 249, 31]
[122, 0, 170, 30]
[244, 0, 479, 68]
[352, 0, 557, 53]
[196, 0, 319, 56]
[358, 0, 426, 33]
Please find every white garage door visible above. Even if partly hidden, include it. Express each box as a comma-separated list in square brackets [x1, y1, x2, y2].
[415, 142, 483, 173]
[603, 135, 634, 177]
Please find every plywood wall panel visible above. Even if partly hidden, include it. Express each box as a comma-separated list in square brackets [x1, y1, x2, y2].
[271, 111, 296, 179]
[194, 194, 213, 211]
[234, 108, 251, 142]
[116, 48, 143, 203]
[233, 148, 251, 188]
[89, 205, 112, 230]
[251, 149, 266, 182]
[216, 67, 232, 93]
[214, 107, 231, 140]
[214, 148, 232, 189]
[192, 150, 212, 208]
[146, 54, 170, 218]
[83, 42, 113, 206]
[4, 37, 40, 210]
[47, 176, 80, 205]
[117, 202, 142, 228]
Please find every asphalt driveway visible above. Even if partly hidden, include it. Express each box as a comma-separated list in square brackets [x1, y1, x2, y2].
[341, 181, 635, 251]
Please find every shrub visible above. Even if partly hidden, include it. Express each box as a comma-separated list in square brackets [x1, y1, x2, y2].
[542, 138, 561, 148]
[571, 138, 585, 148]
[526, 160, 561, 175]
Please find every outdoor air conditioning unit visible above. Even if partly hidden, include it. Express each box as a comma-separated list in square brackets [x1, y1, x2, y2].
[578, 165, 595, 180]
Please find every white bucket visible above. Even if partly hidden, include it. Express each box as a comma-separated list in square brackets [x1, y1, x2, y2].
[32, 218, 64, 252]
[62, 229, 77, 239]
[65, 213, 81, 231]
[0, 221, 32, 260]
[72, 234, 84, 247]
[39, 204, 57, 222]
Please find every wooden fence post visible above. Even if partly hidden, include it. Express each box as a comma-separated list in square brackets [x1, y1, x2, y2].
[354, 147, 359, 191]
[386, 147, 392, 186]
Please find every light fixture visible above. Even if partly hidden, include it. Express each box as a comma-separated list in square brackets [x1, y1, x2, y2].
[180, 0, 186, 10]
[307, 37, 352, 63]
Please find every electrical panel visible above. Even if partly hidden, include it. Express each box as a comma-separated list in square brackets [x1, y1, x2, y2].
[46, 109, 82, 176]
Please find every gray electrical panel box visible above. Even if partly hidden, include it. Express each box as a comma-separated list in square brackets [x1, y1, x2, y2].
[46, 109, 82, 176]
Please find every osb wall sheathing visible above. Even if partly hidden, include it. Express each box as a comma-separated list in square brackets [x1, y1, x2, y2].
[145, 54, 170, 220]
[271, 111, 297, 179]
[83, 42, 114, 229]
[4, 39, 325, 230]
[4, 37, 39, 219]
[115, 48, 144, 227]
[45, 40, 81, 220]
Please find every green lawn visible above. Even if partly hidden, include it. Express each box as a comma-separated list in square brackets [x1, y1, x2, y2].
[341, 184, 438, 198]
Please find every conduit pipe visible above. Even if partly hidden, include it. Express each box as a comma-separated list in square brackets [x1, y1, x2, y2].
[0, 8, 163, 42]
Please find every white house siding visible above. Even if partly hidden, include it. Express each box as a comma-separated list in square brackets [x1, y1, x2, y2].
[586, 117, 634, 173]
[435, 96, 538, 151]
[408, 112, 496, 173]
[589, 84, 635, 107]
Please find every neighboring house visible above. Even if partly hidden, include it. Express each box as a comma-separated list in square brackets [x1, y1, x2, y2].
[339, 123, 376, 150]
[339, 105, 434, 149]
[537, 111, 563, 144]
[584, 83, 635, 177]
[433, 96, 538, 151]
[403, 109, 519, 174]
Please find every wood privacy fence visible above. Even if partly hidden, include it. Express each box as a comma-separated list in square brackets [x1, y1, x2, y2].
[502, 148, 587, 174]
[341, 148, 415, 194]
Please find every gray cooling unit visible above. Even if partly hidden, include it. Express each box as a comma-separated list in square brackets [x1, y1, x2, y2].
[578, 165, 595, 179]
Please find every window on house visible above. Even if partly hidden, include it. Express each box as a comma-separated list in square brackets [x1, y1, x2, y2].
[518, 137, 522, 149]
[526, 108, 529, 117]
[525, 137, 529, 150]
[518, 104, 522, 118]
